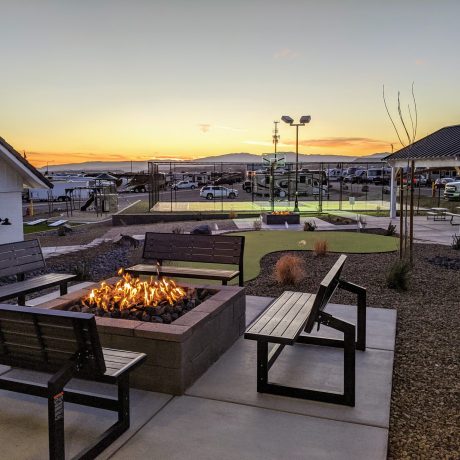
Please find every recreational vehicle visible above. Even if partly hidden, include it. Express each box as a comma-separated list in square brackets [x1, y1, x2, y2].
[252, 172, 328, 197]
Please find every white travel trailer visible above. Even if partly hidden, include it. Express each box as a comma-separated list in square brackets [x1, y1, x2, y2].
[28, 180, 92, 202]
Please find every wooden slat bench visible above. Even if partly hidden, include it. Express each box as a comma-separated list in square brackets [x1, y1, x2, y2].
[245, 255, 366, 406]
[125, 232, 245, 286]
[0, 240, 77, 306]
[0, 304, 146, 460]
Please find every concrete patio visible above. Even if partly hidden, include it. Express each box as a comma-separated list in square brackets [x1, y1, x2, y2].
[0, 295, 396, 459]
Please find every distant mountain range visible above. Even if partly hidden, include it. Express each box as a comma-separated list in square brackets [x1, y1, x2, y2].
[39, 152, 388, 173]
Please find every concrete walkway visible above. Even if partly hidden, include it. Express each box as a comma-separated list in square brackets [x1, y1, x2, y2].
[0, 295, 395, 459]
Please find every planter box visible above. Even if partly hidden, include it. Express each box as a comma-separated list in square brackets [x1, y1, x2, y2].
[35, 281, 246, 395]
[262, 212, 300, 225]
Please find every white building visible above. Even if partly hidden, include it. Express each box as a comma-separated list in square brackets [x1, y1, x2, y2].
[0, 137, 52, 244]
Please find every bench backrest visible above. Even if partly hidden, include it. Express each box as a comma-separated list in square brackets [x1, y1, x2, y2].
[0, 240, 46, 278]
[143, 232, 245, 266]
[0, 304, 106, 375]
[304, 254, 347, 333]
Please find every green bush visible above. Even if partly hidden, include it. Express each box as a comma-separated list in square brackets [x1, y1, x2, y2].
[386, 260, 411, 291]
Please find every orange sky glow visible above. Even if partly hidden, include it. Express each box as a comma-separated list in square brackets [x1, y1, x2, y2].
[1, 1, 458, 169]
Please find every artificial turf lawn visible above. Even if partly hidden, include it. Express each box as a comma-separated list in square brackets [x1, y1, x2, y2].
[168, 230, 398, 283]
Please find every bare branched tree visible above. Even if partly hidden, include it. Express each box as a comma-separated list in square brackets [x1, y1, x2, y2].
[382, 82, 419, 265]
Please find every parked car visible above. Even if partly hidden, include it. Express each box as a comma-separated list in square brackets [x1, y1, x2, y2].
[200, 186, 238, 199]
[171, 180, 198, 190]
[435, 177, 455, 189]
[120, 183, 148, 193]
[444, 181, 460, 201]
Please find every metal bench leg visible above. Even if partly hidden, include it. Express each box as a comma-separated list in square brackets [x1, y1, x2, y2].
[257, 341, 268, 392]
[59, 283, 68, 296]
[48, 391, 65, 460]
[17, 295, 26, 306]
[74, 374, 131, 459]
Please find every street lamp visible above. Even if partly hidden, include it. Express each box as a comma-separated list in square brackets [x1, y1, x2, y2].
[281, 115, 311, 212]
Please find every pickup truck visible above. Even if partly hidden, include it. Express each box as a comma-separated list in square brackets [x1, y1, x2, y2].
[444, 181, 460, 201]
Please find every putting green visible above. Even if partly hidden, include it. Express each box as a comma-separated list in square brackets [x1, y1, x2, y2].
[167, 231, 397, 284]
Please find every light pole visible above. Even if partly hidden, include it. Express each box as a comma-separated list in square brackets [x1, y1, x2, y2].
[281, 115, 311, 212]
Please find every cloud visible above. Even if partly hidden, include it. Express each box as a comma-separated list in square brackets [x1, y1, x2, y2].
[274, 48, 299, 60]
[283, 137, 391, 150]
[198, 123, 211, 133]
[415, 58, 426, 66]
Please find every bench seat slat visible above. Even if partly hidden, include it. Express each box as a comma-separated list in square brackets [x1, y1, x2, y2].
[0, 273, 76, 301]
[244, 291, 293, 334]
[125, 264, 239, 281]
[259, 292, 306, 336]
[272, 292, 315, 340]
[102, 348, 146, 378]
[246, 292, 315, 344]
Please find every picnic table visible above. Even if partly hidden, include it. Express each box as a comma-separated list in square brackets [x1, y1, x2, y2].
[427, 207, 449, 221]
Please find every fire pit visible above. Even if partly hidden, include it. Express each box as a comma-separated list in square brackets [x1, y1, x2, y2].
[37, 271, 245, 395]
[262, 211, 300, 225]
[71, 269, 213, 324]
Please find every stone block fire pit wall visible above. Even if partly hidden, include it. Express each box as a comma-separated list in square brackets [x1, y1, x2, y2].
[262, 212, 300, 225]
[37, 278, 245, 395]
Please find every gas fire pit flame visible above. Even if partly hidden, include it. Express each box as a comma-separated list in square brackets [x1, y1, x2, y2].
[82, 268, 188, 311]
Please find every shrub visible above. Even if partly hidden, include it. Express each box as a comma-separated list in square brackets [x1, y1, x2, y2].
[452, 234, 460, 250]
[72, 261, 91, 281]
[253, 218, 262, 231]
[313, 239, 328, 256]
[386, 260, 411, 291]
[273, 254, 306, 286]
[303, 220, 317, 231]
[172, 226, 184, 234]
[385, 222, 397, 236]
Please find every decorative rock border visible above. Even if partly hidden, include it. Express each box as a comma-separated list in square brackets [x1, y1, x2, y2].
[35, 278, 246, 394]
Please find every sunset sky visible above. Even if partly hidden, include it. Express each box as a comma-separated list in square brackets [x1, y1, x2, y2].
[1, 0, 459, 168]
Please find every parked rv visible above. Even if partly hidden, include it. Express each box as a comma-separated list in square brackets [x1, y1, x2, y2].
[251, 172, 328, 197]
[27, 181, 92, 202]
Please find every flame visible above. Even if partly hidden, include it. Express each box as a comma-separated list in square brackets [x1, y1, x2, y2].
[82, 269, 187, 311]
[271, 211, 293, 215]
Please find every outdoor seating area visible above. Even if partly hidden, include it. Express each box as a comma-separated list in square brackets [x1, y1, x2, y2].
[0, 222, 458, 458]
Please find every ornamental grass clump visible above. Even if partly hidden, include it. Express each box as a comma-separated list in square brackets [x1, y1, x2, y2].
[273, 254, 306, 286]
[386, 259, 411, 291]
[313, 239, 328, 256]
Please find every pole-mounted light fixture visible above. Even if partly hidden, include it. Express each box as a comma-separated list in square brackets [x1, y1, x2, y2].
[281, 115, 311, 212]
